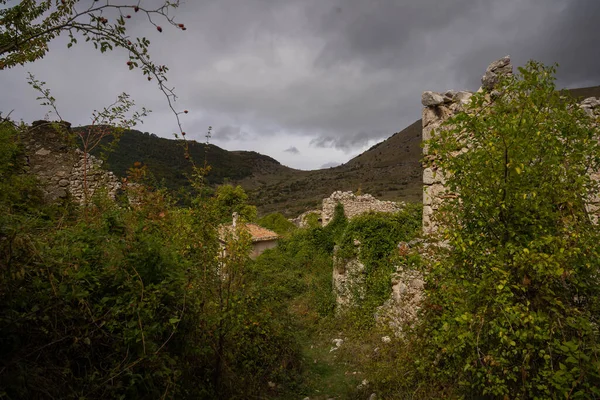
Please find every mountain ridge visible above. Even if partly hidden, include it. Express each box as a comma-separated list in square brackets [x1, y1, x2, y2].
[83, 85, 600, 217]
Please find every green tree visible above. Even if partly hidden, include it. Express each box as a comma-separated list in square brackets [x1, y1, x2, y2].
[0, 123, 300, 398]
[257, 212, 297, 236]
[213, 184, 257, 223]
[412, 61, 600, 398]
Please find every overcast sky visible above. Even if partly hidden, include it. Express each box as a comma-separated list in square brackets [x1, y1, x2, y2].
[2, 0, 599, 170]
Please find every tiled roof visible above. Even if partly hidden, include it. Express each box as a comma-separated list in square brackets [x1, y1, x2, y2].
[218, 223, 279, 242]
[244, 224, 279, 242]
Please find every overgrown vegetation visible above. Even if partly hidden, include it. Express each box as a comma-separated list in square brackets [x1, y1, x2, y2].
[0, 122, 300, 399]
[336, 204, 422, 329]
[3, 7, 599, 394]
[257, 212, 297, 236]
[367, 61, 600, 399]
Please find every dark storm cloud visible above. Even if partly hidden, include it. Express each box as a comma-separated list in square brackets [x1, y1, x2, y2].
[309, 130, 376, 152]
[215, 125, 245, 141]
[0, 0, 598, 169]
[310, 0, 488, 71]
[528, 0, 600, 87]
[284, 146, 300, 154]
[447, 0, 600, 89]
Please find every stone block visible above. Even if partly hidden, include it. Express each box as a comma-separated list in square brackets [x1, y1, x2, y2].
[421, 91, 444, 107]
[423, 168, 446, 185]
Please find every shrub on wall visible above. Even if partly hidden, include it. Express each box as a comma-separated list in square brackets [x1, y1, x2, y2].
[390, 61, 600, 399]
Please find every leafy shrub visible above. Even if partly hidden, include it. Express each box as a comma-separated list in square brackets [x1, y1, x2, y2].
[387, 61, 600, 399]
[258, 212, 297, 236]
[0, 123, 300, 399]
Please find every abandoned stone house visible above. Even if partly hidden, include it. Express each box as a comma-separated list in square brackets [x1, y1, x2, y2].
[218, 213, 279, 259]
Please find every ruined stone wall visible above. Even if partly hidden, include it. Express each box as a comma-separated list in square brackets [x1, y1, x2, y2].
[23, 121, 121, 204]
[421, 90, 473, 233]
[422, 57, 600, 232]
[581, 98, 600, 223]
[321, 191, 403, 226]
[332, 242, 366, 310]
[290, 209, 321, 228]
[332, 238, 424, 335]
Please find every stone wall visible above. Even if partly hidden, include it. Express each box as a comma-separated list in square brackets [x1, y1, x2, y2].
[581, 98, 600, 223]
[23, 121, 121, 204]
[421, 57, 600, 232]
[421, 88, 473, 233]
[332, 242, 366, 310]
[290, 209, 321, 228]
[321, 191, 403, 226]
[375, 263, 424, 335]
[333, 238, 424, 335]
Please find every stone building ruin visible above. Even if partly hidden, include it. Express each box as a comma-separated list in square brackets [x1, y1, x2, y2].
[321, 190, 403, 226]
[22, 120, 121, 204]
[291, 190, 404, 228]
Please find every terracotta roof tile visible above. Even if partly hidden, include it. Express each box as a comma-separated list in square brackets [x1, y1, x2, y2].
[218, 223, 279, 242]
[244, 224, 279, 242]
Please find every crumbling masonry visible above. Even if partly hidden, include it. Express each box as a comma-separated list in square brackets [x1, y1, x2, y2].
[23, 121, 121, 204]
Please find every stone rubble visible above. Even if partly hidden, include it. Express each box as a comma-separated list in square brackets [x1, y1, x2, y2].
[481, 55, 512, 90]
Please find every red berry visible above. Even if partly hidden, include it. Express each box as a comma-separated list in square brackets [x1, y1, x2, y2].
[126, 15, 131, 19]
[156, 26, 162, 32]
[126, 61, 132, 65]
[127, 40, 132, 45]
[178, 23, 184, 28]
[181, 132, 186, 136]
[182, 27, 187, 31]
[147, 76, 152, 81]
[134, 6, 139, 12]
[184, 110, 188, 114]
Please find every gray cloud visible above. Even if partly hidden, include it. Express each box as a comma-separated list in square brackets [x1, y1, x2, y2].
[215, 125, 245, 141]
[0, 0, 598, 170]
[284, 146, 300, 154]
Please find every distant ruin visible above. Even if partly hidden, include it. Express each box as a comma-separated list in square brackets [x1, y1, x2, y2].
[321, 191, 403, 226]
[291, 190, 404, 228]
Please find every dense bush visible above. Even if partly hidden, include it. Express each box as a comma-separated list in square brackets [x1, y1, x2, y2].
[0, 123, 299, 399]
[372, 61, 600, 399]
[257, 212, 297, 236]
[249, 212, 342, 322]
